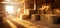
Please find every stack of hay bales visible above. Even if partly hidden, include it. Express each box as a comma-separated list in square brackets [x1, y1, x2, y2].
[28, 9, 36, 19]
[22, 14, 29, 20]
[31, 14, 40, 22]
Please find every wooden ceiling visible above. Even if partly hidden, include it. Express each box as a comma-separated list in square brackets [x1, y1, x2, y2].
[0, 0, 3, 2]
[0, 0, 60, 9]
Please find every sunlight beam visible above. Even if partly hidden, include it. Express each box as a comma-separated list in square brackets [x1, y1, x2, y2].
[6, 20, 17, 28]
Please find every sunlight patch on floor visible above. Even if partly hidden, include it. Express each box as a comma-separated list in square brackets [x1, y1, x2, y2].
[10, 18, 37, 28]
[6, 20, 17, 28]
[10, 18, 47, 28]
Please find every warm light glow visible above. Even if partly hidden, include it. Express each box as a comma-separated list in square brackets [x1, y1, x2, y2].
[5, 0, 10, 2]
[42, 6, 49, 9]
[20, 14, 24, 20]
[5, 5, 14, 14]
[56, 9, 60, 13]
[27, 10, 29, 14]
[6, 20, 17, 28]
[19, 0, 24, 4]
[23, 9, 29, 15]
[17, 8, 20, 14]
[24, 8, 25, 14]
[41, 5, 50, 11]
